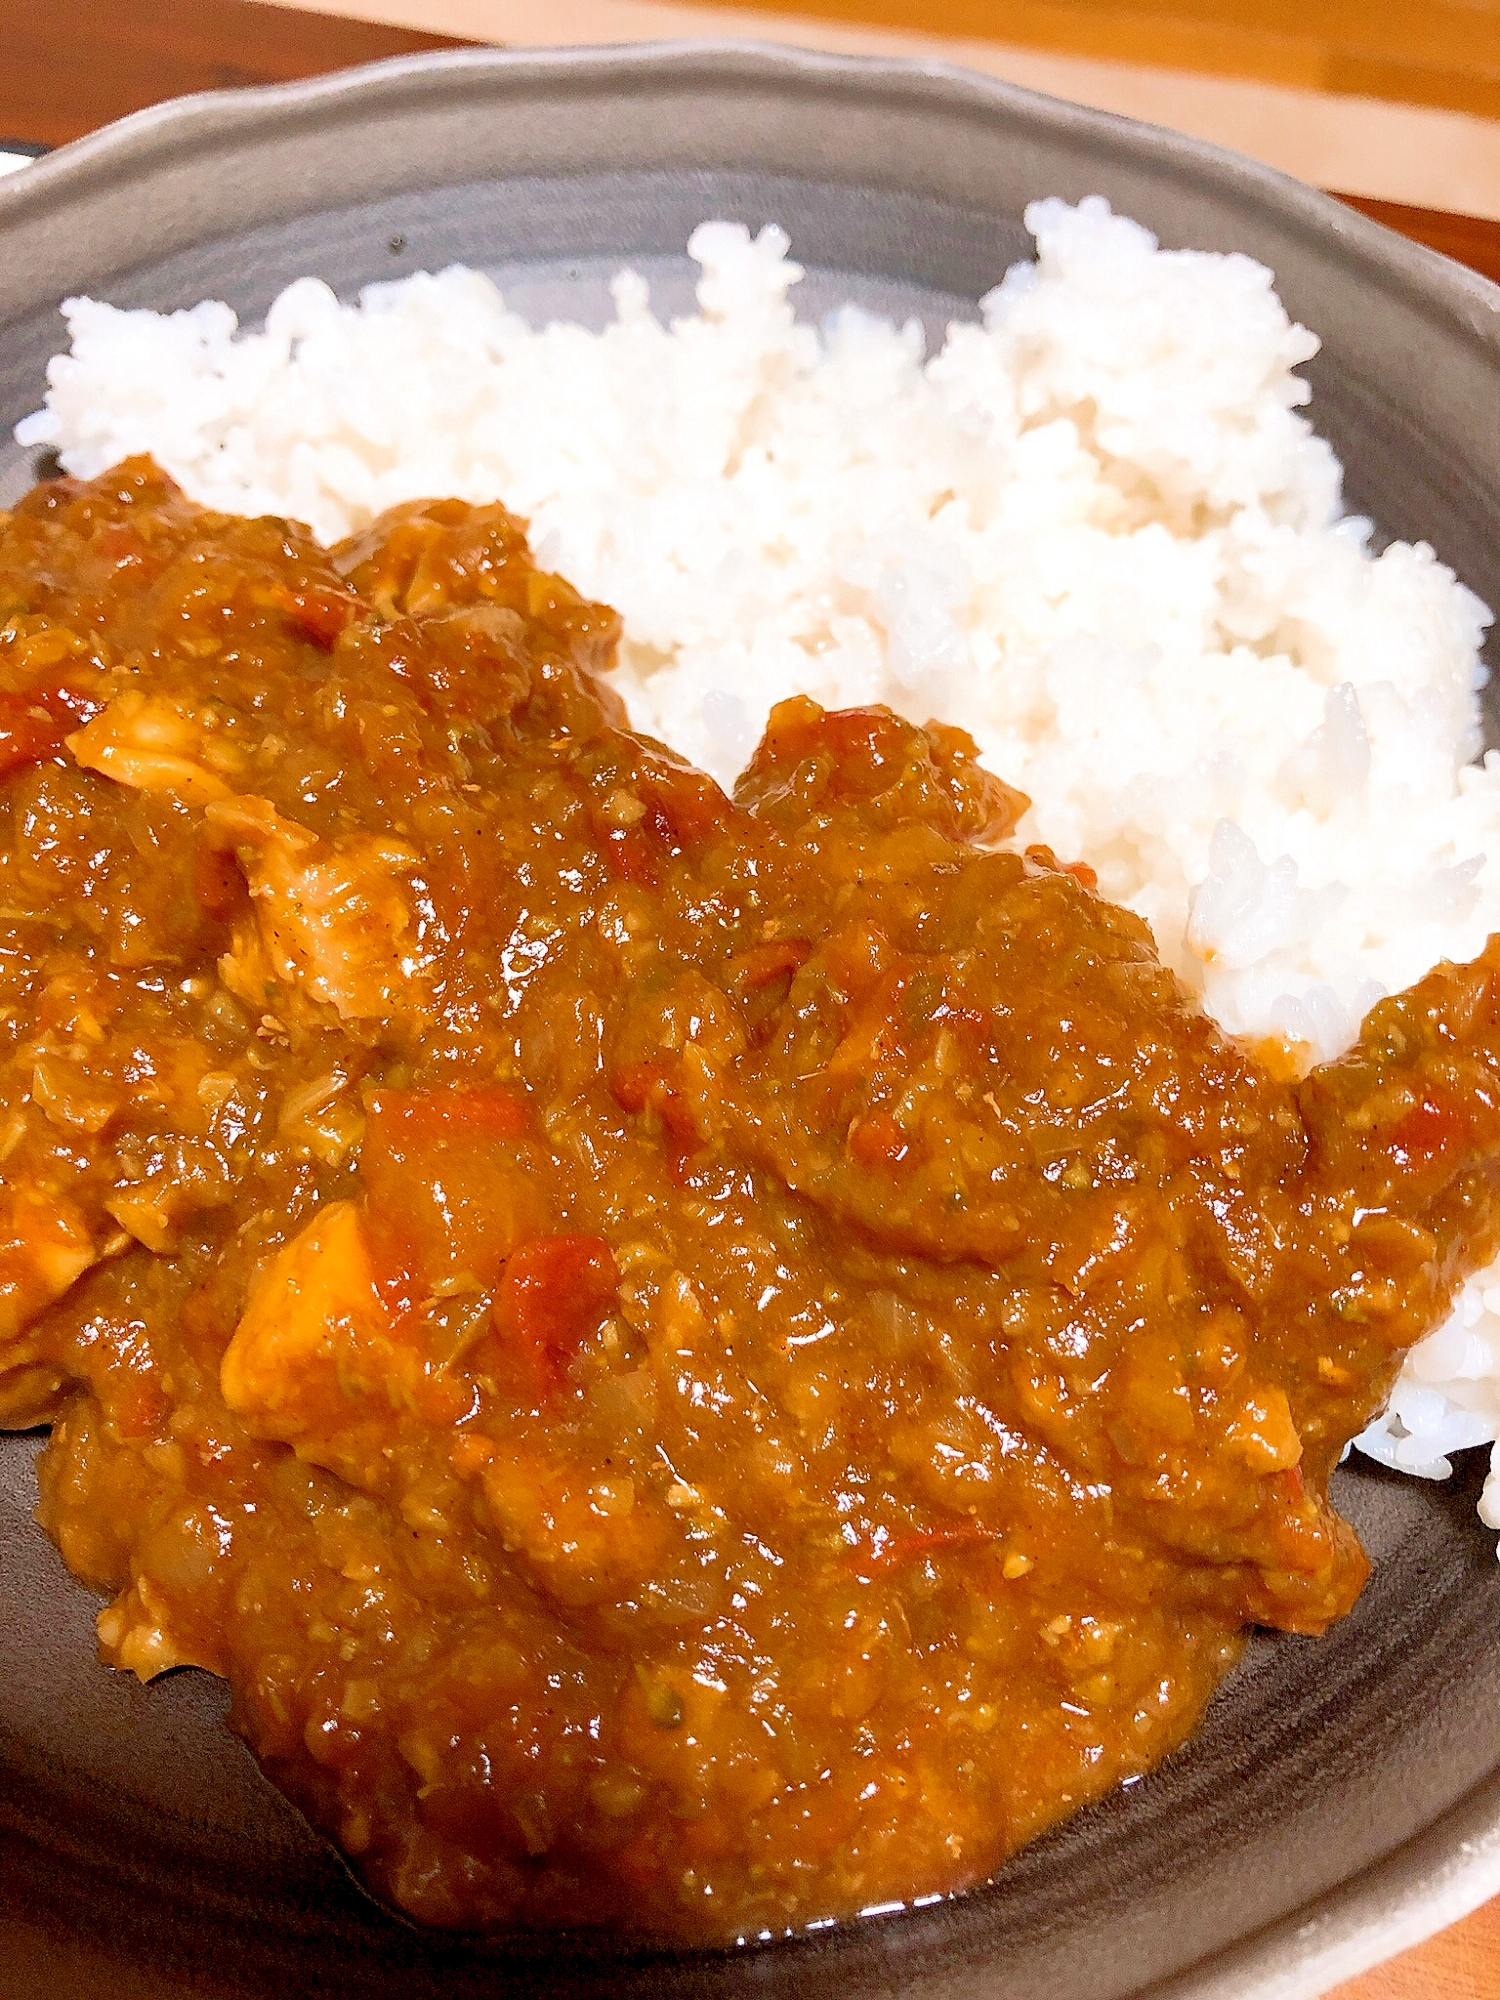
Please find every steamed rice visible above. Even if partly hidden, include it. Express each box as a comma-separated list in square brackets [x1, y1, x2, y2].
[17, 197, 1500, 1535]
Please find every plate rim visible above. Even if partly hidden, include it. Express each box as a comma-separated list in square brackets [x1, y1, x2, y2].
[1, 39, 1498, 328]
[1, 35, 1499, 2000]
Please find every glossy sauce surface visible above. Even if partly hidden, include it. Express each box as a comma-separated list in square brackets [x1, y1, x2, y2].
[3, 461, 1499, 1943]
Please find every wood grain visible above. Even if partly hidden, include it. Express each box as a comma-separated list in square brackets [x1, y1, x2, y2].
[673, 0, 1500, 121]
[1329, 1892, 1500, 2000]
[1, 2, 1498, 1995]
[287, 0, 1500, 220]
[0, 0, 464, 150]
[1334, 194, 1500, 287]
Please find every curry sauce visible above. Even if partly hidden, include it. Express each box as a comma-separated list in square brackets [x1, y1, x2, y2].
[2, 460, 1498, 1942]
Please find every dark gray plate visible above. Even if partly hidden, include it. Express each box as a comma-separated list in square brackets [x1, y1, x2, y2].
[1, 41, 1499, 2000]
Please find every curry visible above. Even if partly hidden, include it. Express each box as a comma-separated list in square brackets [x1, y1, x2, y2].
[3, 459, 1498, 1944]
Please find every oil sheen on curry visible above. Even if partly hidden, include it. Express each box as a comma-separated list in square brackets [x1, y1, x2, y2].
[4, 460, 1500, 1944]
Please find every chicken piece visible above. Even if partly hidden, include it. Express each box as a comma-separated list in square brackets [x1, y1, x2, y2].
[219, 1200, 387, 1433]
[221, 1195, 654, 1603]
[206, 797, 422, 1025]
[66, 680, 421, 1028]
[0, 1188, 97, 1343]
[459, 1433, 674, 1609]
[0, 1190, 97, 1424]
[66, 689, 245, 802]
[221, 1200, 466, 1485]
[96, 1571, 218, 1682]
[334, 494, 624, 682]
[0, 1352, 72, 1428]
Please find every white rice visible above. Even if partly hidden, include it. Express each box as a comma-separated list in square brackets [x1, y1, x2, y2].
[16, 198, 1500, 1536]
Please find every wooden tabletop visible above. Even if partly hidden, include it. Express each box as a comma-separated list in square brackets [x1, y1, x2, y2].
[3, 1, 1499, 1994]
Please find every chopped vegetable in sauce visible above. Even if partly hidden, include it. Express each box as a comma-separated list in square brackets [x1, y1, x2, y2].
[3, 460, 1500, 1942]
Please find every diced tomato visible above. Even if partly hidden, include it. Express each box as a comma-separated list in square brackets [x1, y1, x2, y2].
[1265, 1464, 1336, 1579]
[95, 524, 146, 568]
[277, 583, 362, 648]
[613, 1839, 665, 1894]
[825, 972, 910, 1087]
[724, 941, 809, 995]
[601, 807, 677, 888]
[609, 1058, 702, 1157]
[603, 825, 654, 887]
[847, 1109, 911, 1168]
[494, 1234, 619, 1393]
[1024, 844, 1098, 892]
[748, 697, 911, 799]
[680, 1814, 734, 1863]
[0, 694, 68, 778]
[193, 840, 244, 918]
[0, 681, 105, 779]
[610, 1059, 691, 1132]
[369, 1085, 532, 1145]
[1271, 1463, 1306, 1504]
[1390, 1092, 1469, 1166]
[863, 1523, 998, 1572]
[362, 1085, 545, 1310]
[112, 1378, 169, 1440]
[593, 768, 730, 887]
[638, 765, 728, 847]
[1024, 840, 1104, 888]
[611, 1063, 658, 1115]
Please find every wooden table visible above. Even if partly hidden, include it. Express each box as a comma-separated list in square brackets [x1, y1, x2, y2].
[3, 2, 1499, 1994]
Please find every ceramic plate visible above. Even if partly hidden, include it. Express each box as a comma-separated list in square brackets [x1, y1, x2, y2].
[2, 42, 1499, 2000]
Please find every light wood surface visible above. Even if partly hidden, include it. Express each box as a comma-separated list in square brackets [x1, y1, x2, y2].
[2, 0, 460, 148]
[295, 0, 1500, 218]
[1326, 1893, 1500, 2000]
[650, 0, 1500, 121]
[7, 1, 1500, 1995]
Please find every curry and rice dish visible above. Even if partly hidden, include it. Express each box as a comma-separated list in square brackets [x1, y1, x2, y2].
[4, 457, 1500, 1941]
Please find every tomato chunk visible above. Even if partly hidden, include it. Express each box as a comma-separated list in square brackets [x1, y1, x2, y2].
[0, 698, 67, 778]
[610, 1063, 657, 1116]
[370, 1085, 532, 1146]
[495, 1234, 619, 1392]
[724, 941, 808, 996]
[277, 583, 362, 648]
[847, 1109, 911, 1168]
[362, 1086, 546, 1311]
[1391, 1091, 1469, 1164]
[0, 682, 104, 779]
[863, 1523, 999, 1573]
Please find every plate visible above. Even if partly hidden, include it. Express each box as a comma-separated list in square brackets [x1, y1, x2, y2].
[1, 40, 1499, 2000]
